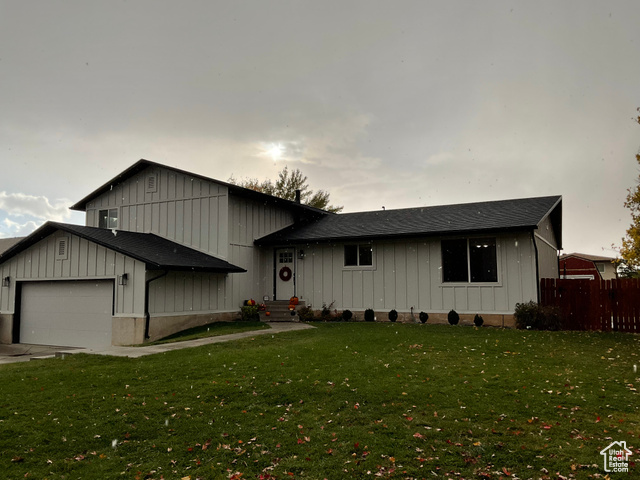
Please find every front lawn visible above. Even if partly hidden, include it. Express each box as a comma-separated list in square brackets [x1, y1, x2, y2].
[1, 323, 638, 479]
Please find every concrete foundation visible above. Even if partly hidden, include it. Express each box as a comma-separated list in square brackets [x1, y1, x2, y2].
[112, 317, 146, 346]
[146, 311, 239, 343]
[309, 309, 515, 328]
[0, 313, 14, 344]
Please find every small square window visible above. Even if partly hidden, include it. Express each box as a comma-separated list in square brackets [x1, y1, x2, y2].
[98, 208, 118, 229]
[344, 244, 373, 267]
[279, 252, 293, 264]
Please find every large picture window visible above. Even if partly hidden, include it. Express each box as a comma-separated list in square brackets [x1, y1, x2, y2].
[98, 208, 118, 229]
[344, 244, 373, 267]
[442, 237, 497, 283]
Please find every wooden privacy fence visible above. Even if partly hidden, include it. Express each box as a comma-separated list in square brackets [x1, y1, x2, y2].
[540, 278, 640, 332]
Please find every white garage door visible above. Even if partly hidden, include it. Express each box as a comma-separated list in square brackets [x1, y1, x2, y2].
[20, 280, 114, 348]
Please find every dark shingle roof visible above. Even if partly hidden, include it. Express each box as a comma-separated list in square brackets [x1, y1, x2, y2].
[0, 223, 245, 273]
[256, 195, 562, 246]
[0, 237, 25, 255]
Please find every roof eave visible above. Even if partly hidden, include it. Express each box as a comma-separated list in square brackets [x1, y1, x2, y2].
[255, 225, 540, 246]
[0, 222, 246, 275]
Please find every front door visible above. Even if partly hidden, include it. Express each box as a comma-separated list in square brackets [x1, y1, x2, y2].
[275, 248, 295, 300]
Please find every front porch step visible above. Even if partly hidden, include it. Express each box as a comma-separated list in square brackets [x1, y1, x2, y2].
[260, 300, 306, 322]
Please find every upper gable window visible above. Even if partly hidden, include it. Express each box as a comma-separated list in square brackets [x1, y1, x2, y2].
[442, 237, 497, 283]
[98, 208, 118, 229]
[344, 244, 373, 267]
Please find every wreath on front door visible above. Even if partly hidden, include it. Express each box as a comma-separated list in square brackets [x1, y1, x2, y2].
[279, 266, 292, 282]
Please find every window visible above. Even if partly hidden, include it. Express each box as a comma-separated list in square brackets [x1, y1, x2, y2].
[596, 263, 605, 274]
[469, 237, 497, 282]
[442, 237, 497, 283]
[279, 251, 293, 264]
[344, 244, 373, 267]
[442, 238, 468, 282]
[98, 208, 118, 229]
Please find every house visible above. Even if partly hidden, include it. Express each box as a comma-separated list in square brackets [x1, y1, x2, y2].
[559, 253, 617, 280]
[0, 159, 562, 348]
[0, 237, 24, 255]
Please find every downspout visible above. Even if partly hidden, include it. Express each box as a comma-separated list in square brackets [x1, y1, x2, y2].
[144, 270, 169, 340]
[532, 230, 541, 303]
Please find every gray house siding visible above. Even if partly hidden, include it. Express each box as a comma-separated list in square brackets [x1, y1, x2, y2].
[0, 230, 147, 344]
[83, 166, 297, 318]
[228, 195, 295, 304]
[534, 215, 559, 280]
[0, 231, 146, 316]
[284, 232, 539, 319]
[85, 166, 230, 259]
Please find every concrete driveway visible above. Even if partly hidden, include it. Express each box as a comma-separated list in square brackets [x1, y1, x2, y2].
[0, 343, 80, 365]
[0, 322, 314, 364]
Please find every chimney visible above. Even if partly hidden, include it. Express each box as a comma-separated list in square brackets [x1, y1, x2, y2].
[295, 189, 301, 204]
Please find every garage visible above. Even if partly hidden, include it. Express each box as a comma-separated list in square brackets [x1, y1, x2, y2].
[19, 280, 114, 349]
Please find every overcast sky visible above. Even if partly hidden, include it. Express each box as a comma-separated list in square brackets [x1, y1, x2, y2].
[1, 1, 639, 256]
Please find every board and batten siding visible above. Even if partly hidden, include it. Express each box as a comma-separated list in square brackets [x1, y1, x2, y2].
[0, 231, 146, 316]
[85, 166, 230, 259]
[534, 215, 560, 280]
[83, 166, 297, 314]
[147, 271, 229, 316]
[227, 195, 295, 307]
[288, 232, 540, 315]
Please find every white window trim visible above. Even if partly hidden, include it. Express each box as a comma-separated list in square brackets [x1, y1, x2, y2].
[343, 243, 376, 270]
[440, 236, 501, 285]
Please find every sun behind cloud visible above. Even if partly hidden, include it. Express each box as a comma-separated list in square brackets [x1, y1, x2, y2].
[263, 143, 284, 162]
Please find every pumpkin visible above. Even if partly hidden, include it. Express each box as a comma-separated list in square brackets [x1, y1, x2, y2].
[289, 296, 299, 305]
[265, 311, 271, 316]
[246, 299, 257, 306]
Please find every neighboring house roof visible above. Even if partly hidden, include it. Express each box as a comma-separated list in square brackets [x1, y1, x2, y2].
[0, 237, 25, 255]
[256, 195, 562, 246]
[69, 158, 330, 217]
[560, 253, 615, 263]
[0, 222, 246, 273]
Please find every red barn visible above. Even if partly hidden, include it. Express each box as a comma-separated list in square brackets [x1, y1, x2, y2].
[559, 253, 617, 280]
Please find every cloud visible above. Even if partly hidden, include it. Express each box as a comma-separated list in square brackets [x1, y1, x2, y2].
[2, 218, 42, 237]
[0, 192, 72, 222]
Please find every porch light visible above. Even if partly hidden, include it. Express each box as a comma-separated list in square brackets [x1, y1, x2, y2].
[118, 273, 128, 286]
[2, 276, 9, 287]
[298, 249, 305, 259]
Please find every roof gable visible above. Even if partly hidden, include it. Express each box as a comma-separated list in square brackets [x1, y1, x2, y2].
[257, 195, 562, 246]
[0, 222, 245, 273]
[560, 253, 614, 263]
[70, 158, 330, 217]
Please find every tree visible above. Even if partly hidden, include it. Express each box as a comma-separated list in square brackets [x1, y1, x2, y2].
[229, 167, 343, 213]
[618, 107, 640, 273]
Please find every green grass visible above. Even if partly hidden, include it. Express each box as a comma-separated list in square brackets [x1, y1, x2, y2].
[1, 323, 639, 479]
[145, 321, 269, 345]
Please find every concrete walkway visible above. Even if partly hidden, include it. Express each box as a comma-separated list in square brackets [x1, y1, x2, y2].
[0, 322, 315, 364]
